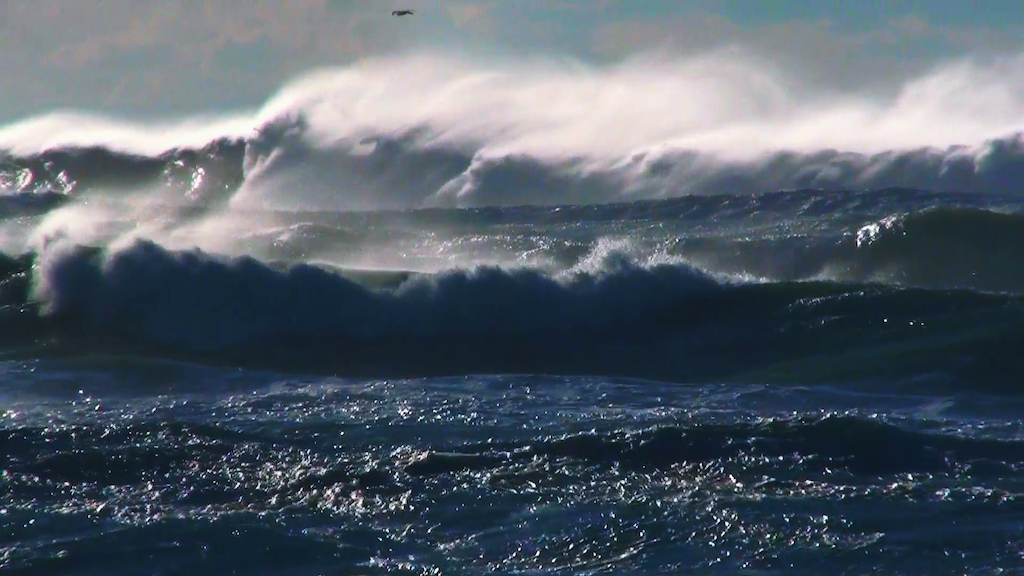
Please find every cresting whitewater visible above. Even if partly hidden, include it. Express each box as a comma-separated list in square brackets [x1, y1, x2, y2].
[2, 51, 1024, 575]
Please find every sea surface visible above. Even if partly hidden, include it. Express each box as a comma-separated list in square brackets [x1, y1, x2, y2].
[4, 78, 1024, 574]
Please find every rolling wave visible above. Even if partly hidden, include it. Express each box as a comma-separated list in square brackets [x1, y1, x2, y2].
[0, 237, 1017, 392]
[847, 207, 1024, 290]
[678, 205, 1024, 293]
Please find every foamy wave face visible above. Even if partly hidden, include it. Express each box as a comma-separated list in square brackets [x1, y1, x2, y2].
[5, 50, 1024, 214]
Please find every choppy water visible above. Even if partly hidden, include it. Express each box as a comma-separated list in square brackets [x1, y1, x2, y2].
[4, 373, 1024, 575]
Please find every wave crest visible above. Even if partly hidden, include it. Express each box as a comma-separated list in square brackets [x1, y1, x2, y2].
[846, 207, 1024, 290]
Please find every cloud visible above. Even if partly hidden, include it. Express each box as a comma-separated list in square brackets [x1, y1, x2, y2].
[0, 0, 413, 120]
[536, 0, 620, 11]
[445, 1, 497, 31]
[588, 10, 1024, 93]
[3, 0, 1024, 124]
[37, 1, 369, 70]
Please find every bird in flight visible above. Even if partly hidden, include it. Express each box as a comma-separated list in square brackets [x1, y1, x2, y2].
[392, 10, 414, 16]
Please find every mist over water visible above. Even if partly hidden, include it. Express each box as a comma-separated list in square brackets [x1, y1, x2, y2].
[4, 47, 1024, 576]
[5, 50, 1024, 215]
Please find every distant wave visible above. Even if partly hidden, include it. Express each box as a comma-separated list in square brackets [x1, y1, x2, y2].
[0, 237, 1016, 392]
[7, 128, 1024, 211]
[0, 138, 246, 204]
[845, 207, 1024, 290]
[5, 51, 1024, 210]
[675, 205, 1024, 293]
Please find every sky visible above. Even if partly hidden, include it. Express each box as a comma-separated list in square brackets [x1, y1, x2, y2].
[2, 0, 1024, 124]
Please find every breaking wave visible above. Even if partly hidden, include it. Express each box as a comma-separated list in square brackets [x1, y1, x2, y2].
[0, 236, 1015, 392]
[5, 51, 1024, 210]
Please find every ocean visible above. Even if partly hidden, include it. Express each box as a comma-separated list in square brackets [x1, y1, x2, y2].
[3, 55, 1024, 575]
